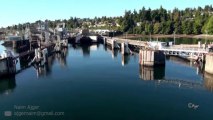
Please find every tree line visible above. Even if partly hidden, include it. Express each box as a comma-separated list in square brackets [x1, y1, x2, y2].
[5, 5, 213, 35]
[118, 5, 213, 35]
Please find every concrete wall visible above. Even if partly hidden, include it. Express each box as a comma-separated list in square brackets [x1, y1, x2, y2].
[154, 51, 166, 65]
[205, 54, 213, 74]
[139, 50, 165, 67]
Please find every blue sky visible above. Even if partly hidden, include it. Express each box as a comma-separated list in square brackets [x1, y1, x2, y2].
[0, 0, 212, 27]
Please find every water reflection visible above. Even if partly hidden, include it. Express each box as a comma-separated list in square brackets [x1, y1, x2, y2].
[139, 65, 165, 80]
[81, 45, 90, 57]
[204, 72, 213, 92]
[32, 48, 68, 78]
[19, 54, 34, 69]
[90, 44, 98, 51]
[122, 55, 130, 66]
[72, 44, 100, 57]
[138, 56, 207, 89]
[33, 63, 50, 78]
[0, 76, 16, 95]
[166, 56, 204, 74]
[104, 44, 107, 51]
[166, 56, 192, 66]
[55, 47, 68, 68]
[105, 46, 119, 59]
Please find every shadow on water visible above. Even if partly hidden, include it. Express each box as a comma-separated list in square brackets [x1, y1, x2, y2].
[0, 76, 16, 95]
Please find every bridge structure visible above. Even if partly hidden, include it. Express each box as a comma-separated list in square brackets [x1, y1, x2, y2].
[103, 36, 210, 60]
[159, 46, 209, 60]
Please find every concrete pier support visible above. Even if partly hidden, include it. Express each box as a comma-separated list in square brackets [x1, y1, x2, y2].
[205, 53, 213, 74]
[42, 48, 48, 63]
[139, 50, 165, 66]
[54, 41, 62, 52]
[111, 39, 120, 49]
[121, 42, 131, 55]
[12, 41, 17, 48]
[103, 38, 107, 45]
[32, 48, 48, 64]
[111, 40, 115, 50]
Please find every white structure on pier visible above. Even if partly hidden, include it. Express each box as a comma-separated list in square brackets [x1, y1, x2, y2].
[89, 36, 98, 43]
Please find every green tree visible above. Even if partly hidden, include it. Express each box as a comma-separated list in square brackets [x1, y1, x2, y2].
[122, 10, 135, 32]
[145, 22, 153, 34]
[182, 20, 194, 34]
[203, 16, 213, 34]
[153, 22, 161, 34]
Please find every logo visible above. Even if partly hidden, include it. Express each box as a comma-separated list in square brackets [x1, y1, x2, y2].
[4, 111, 12, 117]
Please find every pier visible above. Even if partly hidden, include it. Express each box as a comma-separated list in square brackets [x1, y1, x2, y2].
[1, 28, 213, 77]
[0, 21, 70, 77]
[102, 36, 213, 74]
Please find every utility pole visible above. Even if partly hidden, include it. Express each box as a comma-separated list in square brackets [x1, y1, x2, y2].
[173, 31, 176, 45]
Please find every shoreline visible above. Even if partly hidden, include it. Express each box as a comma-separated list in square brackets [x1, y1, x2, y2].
[117, 34, 213, 39]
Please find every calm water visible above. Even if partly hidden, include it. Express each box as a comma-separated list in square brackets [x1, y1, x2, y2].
[0, 42, 213, 120]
